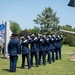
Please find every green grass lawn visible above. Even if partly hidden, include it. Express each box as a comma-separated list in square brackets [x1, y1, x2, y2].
[0, 45, 75, 75]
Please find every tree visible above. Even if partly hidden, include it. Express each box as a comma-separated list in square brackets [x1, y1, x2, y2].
[61, 24, 73, 31]
[19, 29, 28, 38]
[65, 34, 75, 46]
[60, 24, 75, 46]
[10, 21, 22, 34]
[33, 7, 59, 34]
[27, 26, 40, 35]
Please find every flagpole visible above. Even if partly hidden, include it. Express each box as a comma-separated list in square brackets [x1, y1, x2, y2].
[4, 22, 10, 58]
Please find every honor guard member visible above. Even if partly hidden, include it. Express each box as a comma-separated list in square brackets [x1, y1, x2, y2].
[30, 34, 39, 67]
[46, 35, 51, 64]
[50, 35, 55, 62]
[20, 36, 25, 44]
[57, 35, 63, 59]
[54, 35, 59, 60]
[8, 33, 20, 72]
[20, 37, 31, 69]
[39, 35, 46, 65]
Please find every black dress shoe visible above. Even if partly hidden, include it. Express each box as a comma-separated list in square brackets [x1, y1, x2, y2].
[9, 70, 16, 72]
[28, 67, 31, 69]
[36, 65, 39, 67]
[21, 66, 24, 69]
[9, 70, 13, 72]
[53, 59, 55, 62]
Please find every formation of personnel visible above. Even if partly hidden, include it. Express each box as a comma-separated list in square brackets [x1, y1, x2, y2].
[8, 33, 63, 72]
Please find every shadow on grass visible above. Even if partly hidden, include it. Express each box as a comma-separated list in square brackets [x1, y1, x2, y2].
[17, 66, 31, 69]
[17, 64, 37, 69]
[0, 56, 4, 59]
[2, 69, 10, 72]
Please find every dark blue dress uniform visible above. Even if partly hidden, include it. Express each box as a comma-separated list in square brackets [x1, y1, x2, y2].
[20, 39, 31, 69]
[39, 37, 46, 65]
[57, 35, 63, 59]
[50, 36, 55, 62]
[8, 36, 20, 72]
[54, 36, 59, 60]
[30, 37, 39, 67]
[46, 37, 51, 64]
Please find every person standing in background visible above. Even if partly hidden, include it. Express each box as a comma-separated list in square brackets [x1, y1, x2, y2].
[8, 33, 20, 72]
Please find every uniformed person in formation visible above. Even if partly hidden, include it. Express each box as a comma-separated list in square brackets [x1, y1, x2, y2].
[49, 35, 55, 62]
[20, 36, 31, 69]
[53, 35, 59, 60]
[8, 33, 20, 72]
[30, 34, 39, 67]
[45, 35, 51, 64]
[39, 35, 47, 65]
[57, 35, 63, 59]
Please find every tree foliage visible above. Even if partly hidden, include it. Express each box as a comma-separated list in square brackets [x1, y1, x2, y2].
[60, 24, 75, 46]
[19, 26, 40, 38]
[27, 26, 40, 35]
[19, 29, 28, 38]
[10, 21, 21, 34]
[33, 7, 59, 34]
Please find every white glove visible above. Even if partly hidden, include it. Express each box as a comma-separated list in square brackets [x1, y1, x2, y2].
[17, 54, 19, 56]
[51, 38, 54, 41]
[24, 39, 27, 42]
[34, 37, 37, 40]
[47, 38, 49, 40]
[40, 39, 43, 41]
